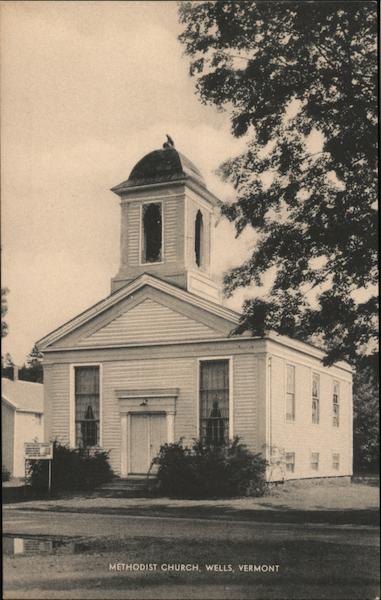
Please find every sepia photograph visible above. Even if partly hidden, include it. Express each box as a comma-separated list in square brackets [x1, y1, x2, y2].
[1, 1, 379, 599]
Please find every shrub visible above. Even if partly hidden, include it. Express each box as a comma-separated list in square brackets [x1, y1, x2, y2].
[153, 437, 267, 498]
[2, 465, 11, 482]
[27, 442, 113, 493]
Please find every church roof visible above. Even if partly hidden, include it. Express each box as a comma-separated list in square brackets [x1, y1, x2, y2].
[111, 146, 207, 194]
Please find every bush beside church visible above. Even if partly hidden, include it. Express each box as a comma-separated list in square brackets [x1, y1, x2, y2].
[27, 442, 113, 493]
[152, 437, 267, 498]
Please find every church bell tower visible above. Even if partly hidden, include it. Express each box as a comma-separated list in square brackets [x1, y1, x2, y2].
[110, 138, 221, 304]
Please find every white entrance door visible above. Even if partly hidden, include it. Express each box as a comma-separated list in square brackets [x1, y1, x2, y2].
[129, 413, 166, 475]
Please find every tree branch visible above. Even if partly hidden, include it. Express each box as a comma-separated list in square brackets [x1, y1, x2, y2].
[314, 43, 338, 70]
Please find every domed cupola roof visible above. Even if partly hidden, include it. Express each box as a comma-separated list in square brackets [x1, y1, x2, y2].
[111, 137, 206, 194]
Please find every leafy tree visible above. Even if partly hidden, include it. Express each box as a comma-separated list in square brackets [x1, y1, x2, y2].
[2, 352, 15, 380]
[19, 344, 44, 383]
[1, 287, 9, 338]
[179, 1, 377, 366]
[27, 344, 43, 366]
[353, 367, 379, 473]
[4, 353, 14, 368]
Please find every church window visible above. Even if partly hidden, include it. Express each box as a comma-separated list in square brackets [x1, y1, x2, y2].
[312, 372, 320, 424]
[286, 364, 295, 422]
[75, 366, 100, 447]
[285, 452, 295, 473]
[200, 360, 229, 445]
[142, 202, 162, 263]
[332, 380, 340, 427]
[195, 210, 204, 267]
[310, 452, 319, 471]
[332, 452, 340, 470]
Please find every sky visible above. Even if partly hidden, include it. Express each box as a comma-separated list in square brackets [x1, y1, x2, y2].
[1, 1, 259, 364]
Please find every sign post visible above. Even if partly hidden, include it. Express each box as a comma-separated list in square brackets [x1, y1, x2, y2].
[24, 442, 53, 495]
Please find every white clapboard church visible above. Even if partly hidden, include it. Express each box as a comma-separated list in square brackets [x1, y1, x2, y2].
[38, 140, 353, 481]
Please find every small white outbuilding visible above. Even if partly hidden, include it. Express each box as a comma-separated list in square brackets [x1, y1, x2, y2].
[2, 377, 44, 478]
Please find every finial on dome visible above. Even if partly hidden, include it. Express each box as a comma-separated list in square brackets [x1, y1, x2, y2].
[163, 134, 175, 149]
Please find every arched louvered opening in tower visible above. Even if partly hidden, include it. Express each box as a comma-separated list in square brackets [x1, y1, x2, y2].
[142, 202, 162, 263]
[195, 210, 204, 267]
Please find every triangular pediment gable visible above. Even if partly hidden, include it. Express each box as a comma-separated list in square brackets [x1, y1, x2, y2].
[76, 297, 221, 347]
[38, 274, 240, 351]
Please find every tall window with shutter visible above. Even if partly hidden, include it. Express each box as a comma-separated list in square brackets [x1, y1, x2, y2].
[333, 380, 340, 427]
[75, 366, 100, 447]
[200, 360, 229, 445]
[286, 364, 295, 422]
[312, 372, 320, 424]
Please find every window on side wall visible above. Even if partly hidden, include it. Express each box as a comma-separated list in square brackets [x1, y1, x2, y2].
[75, 366, 100, 448]
[142, 202, 162, 263]
[285, 452, 295, 473]
[286, 364, 295, 422]
[310, 452, 319, 471]
[312, 372, 320, 424]
[200, 359, 229, 445]
[333, 380, 340, 427]
[332, 452, 340, 470]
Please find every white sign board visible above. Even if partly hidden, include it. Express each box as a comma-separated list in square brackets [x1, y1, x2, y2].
[24, 442, 53, 460]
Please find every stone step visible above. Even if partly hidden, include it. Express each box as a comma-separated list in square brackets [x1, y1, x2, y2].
[99, 478, 152, 488]
[98, 485, 149, 492]
[95, 478, 156, 498]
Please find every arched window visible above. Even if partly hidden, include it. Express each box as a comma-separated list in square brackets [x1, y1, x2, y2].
[143, 202, 162, 263]
[194, 210, 204, 267]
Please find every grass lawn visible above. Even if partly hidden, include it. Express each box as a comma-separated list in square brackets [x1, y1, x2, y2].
[4, 480, 379, 599]
[6, 479, 379, 521]
[4, 531, 380, 600]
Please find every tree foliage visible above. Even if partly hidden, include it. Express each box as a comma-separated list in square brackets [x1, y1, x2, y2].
[353, 367, 379, 473]
[19, 344, 44, 383]
[1, 352, 15, 380]
[179, 1, 377, 365]
[1, 345, 44, 383]
[1, 287, 9, 338]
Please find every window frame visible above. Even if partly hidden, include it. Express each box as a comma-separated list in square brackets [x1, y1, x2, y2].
[332, 452, 340, 471]
[139, 200, 164, 266]
[285, 363, 296, 423]
[310, 451, 319, 471]
[332, 380, 340, 427]
[70, 363, 102, 448]
[312, 372, 320, 425]
[285, 451, 295, 473]
[197, 356, 233, 442]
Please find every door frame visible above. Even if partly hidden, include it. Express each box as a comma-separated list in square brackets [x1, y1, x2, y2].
[117, 388, 178, 478]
